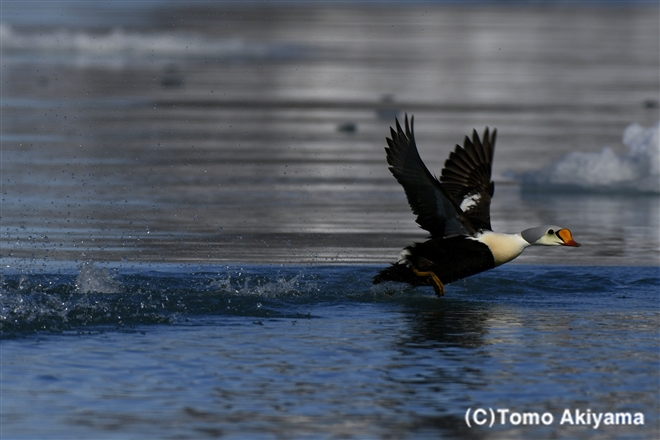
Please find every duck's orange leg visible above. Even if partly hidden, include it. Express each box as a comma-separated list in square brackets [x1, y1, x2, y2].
[412, 268, 445, 297]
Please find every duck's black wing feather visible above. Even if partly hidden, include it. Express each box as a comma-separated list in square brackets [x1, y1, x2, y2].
[385, 115, 477, 238]
[440, 127, 496, 231]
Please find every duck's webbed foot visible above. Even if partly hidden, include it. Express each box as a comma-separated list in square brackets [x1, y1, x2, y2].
[412, 268, 445, 297]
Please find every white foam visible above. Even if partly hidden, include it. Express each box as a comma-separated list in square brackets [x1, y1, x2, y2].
[521, 121, 660, 194]
[0, 23, 307, 67]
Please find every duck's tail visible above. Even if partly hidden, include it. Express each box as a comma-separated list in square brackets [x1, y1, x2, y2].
[372, 262, 426, 286]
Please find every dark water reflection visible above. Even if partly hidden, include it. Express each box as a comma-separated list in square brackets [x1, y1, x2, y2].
[391, 277, 658, 439]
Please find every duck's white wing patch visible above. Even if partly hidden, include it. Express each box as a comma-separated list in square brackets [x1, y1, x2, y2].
[460, 193, 481, 212]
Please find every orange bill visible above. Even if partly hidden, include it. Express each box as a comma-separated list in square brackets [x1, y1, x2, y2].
[558, 228, 580, 247]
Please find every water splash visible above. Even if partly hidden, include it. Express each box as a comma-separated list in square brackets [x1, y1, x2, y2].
[203, 266, 322, 298]
[520, 121, 659, 194]
[75, 262, 121, 294]
[1, 264, 657, 337]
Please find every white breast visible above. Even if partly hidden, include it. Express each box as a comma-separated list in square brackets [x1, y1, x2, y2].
[473, 231, 529, 266]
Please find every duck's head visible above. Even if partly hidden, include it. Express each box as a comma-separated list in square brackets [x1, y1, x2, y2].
[521, 225, 581, 247]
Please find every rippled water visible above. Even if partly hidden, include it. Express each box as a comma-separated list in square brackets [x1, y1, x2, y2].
[2, 263, 659, 439]
[1, 2, 659, 439]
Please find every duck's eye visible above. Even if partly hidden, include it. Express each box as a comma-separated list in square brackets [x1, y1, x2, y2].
[547, 229, 555, 235]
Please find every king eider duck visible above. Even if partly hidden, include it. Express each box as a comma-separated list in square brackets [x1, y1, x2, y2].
[373, 115, 580, 296]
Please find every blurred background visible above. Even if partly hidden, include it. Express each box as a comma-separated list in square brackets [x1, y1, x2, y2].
[2, 1, 659, 266]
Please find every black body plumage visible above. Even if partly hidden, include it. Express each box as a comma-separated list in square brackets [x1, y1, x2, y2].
[373, 237, 496, 287]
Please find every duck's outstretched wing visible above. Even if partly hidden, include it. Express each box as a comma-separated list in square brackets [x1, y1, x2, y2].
[440, 128, 496, 231]
[385, 115, 477, 238]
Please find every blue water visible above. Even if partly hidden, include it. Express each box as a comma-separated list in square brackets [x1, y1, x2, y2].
[1, 263, 658, 439]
